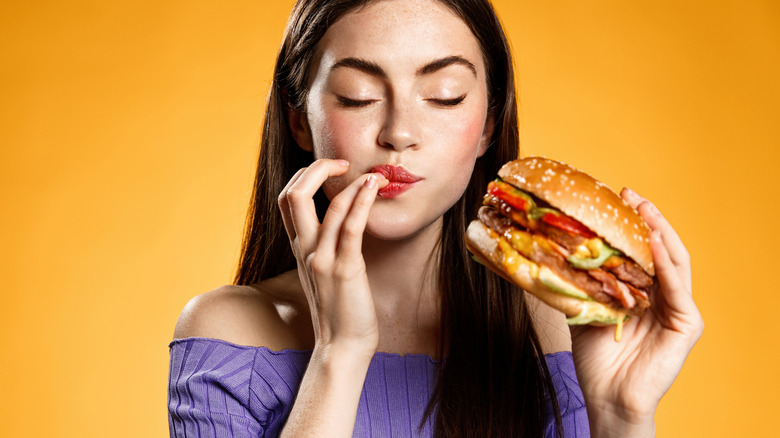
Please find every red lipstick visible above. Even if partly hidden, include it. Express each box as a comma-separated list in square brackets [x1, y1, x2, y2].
[370, 164, 423, 198]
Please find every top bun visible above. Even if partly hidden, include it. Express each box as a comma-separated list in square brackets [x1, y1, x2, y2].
[498, 156, 654, 276]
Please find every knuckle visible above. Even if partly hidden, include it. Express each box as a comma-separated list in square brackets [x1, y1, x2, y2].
[351, 195, 371, 211]
[286, 186, 302, 207]
[327, 198, 350, 216]
[695, 315, 705, 336]
[310, 159, 328, 171]
[355, 186, 375, 203]
[306, 252, 329, 276]
[340, 221, 363, 240]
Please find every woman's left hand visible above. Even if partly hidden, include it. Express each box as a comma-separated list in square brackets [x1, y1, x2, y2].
[569, 188, 704, 437]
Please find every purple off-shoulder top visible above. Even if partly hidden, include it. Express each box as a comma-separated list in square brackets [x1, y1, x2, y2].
[168, 337, 590, 437]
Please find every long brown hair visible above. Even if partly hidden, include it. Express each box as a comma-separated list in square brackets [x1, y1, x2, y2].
[234, 0, 563, 436]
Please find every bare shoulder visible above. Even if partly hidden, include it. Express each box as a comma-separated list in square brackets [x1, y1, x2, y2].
[525, 292, 572, 354]
[173, 270, 314, 350]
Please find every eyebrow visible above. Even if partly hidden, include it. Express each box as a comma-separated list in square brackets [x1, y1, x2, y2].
[329, 55, 477, 78]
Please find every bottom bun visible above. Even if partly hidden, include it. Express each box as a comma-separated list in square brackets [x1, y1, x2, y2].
[466, 220, 628, 325]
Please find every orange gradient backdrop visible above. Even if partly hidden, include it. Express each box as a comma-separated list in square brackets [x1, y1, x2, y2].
[2, 1, 778, 436]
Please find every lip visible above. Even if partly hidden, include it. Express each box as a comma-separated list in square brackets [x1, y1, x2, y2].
[369, 164, 423, 198]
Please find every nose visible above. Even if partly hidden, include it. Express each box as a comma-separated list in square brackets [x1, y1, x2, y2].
[377, 100, 419, 151]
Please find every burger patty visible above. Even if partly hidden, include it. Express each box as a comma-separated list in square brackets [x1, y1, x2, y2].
[606, 260, 654, 289]
[482, 195, 654, 289]
[478, 206, 651, 313]
[478, 207, 614, 304]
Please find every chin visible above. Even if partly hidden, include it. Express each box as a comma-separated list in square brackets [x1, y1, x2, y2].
[363, 209, 442, 242]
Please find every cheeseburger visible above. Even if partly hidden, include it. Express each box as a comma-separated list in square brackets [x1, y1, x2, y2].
[466, 157, 656, 340]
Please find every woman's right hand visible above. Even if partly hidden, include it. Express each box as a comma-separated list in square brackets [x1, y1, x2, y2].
[278, 159, 389, 358]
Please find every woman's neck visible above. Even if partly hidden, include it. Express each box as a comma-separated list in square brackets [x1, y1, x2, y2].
[361, 218, 442, 351]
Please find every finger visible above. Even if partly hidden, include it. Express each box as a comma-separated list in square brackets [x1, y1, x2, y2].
[651, 230, 696, 321]
[278, 167, 307, 244]
[318, 173, 389, 253]
[619, 187, 645, 210]
[337, 174, 385, 260]
[621, 188, 691, 289]
[286, 159, 350, 251]
[637, 201, 692, 290]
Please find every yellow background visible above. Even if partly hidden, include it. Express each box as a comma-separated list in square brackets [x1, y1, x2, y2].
[2, 0, 777, 436]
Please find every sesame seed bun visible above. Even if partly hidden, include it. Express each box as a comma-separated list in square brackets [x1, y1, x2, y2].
[498, 157, 654, 276]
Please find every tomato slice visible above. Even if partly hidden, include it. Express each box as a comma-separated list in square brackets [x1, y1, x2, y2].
[487, 180, 531, 212]
[542, 212, 597, 238]
[485, 179, 595, 238]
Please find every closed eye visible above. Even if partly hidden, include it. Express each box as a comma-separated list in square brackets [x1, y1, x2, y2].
[337, 96, 377, 108]
[428, 95, 466, 107]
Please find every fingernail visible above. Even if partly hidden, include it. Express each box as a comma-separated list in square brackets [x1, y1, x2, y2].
[624, 187, 638, 199]
[336, 159, 349, 167]
[651, 230, 662, 243]
[365, 174, 377, 189]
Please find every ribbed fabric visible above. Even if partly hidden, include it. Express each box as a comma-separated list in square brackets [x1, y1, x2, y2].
[168, 337, 589, 437]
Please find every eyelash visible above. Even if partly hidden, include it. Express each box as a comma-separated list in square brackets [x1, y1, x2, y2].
[429, 96, 466, 107]
[336, 95, 467, 108]
[337, 96, 376, 107]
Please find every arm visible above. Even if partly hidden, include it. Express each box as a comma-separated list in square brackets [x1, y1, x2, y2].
[570, 188, 704, 437]
[280, 345, 373, 436]
[276, 159, 389, 437]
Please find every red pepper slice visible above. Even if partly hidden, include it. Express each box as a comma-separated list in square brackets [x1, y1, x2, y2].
[487, 181, 531, 212]
[542, 212, 597, 238]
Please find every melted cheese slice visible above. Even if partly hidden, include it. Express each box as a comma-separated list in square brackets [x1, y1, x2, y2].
[497, 237, 539, 278]
[565, 301, 628, 325]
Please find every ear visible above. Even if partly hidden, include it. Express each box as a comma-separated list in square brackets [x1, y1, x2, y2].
[476, 113, 495, 158]
[288, 109, 313, 152]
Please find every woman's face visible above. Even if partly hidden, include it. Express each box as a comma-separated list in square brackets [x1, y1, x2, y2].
[298, 0, 492, 241]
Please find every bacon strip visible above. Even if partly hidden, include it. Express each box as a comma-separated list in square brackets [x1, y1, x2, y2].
[478, 205, 653, 315]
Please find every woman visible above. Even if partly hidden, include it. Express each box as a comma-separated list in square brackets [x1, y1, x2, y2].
[168, 0, 703, 436]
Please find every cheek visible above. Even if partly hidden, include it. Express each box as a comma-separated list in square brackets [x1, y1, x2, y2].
[310, 111, 373, 160]
[461, 113, 488, 149]
[433, 110, 488, 201]
[438, 108, 487, 168]
[310, 111, 375, 199]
